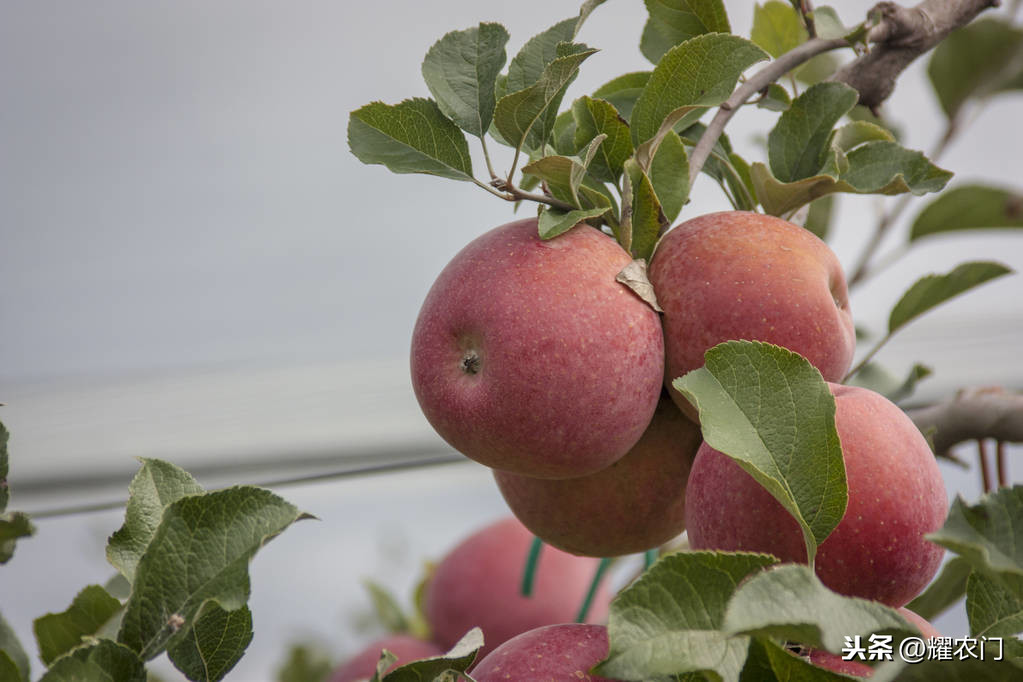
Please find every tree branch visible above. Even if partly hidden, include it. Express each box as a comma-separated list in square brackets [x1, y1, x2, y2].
[831, 0, 1002, 112]
[906, 387, 1023, 456]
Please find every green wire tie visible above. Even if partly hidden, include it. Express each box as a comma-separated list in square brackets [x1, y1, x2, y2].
[520, 535, 544, 597]
[575, 557, 612, 623]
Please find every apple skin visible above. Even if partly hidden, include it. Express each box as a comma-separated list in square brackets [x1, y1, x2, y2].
[423, 517, 612, 660]
[411, 218, 664, 479]
[685, 383, 948, 607]
[494, 395, 701, 557]
[470, 624, 621, 682]
[648, 211, 855, 417]
[328, 634, 443, 682]
[898, 606, 941, 639]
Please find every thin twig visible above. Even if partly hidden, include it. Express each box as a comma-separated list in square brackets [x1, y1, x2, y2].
[689, 37, 850, 188]
[979, 439, 994, 493]
[798, 0, 818, 38]
[997, 440, 1009, 488]
[474, 177, 576, 212]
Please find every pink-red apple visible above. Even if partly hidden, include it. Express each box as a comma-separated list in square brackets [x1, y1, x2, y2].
[470, 624, 621, 682]
[423, 517, 611, 659]
[494, 395, 701, 557]
[685, 383, 947, 606]
[648, 211, 855, 418]
[411, 218, 664, 479]
[328, 634, 443, 682]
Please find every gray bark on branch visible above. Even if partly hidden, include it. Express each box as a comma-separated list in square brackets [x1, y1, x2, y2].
[832, 0, 1002, 111]
[906, 387, 1023, 456]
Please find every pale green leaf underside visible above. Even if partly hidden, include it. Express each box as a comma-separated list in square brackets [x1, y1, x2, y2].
[911, 184, 1023, 241]
[537, 206, 608, 240]
[674, 341, 846, 564]
[622, 159, 665, 260]
[381, 627, 482, 682]
[888, 261, 1013, 335]
[906, 556, 973, 621]
[929, 488, 1023, 580]
[348, 98, 473, 181]
[966, 572, 1023, 639]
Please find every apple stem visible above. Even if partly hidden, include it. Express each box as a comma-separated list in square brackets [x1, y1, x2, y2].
[520, 536, 544, 597]
[575, 558, 612, 623]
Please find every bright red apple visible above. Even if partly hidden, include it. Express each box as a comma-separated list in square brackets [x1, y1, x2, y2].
[648, 211, 855, 418]
[470, 624, 621, 682]
[494, 395, 701, 557]
[411, 218, 664, 479]
[328, 634, 443, 682]
[685, 383, 948, 606]
[423, 517, 611, 659]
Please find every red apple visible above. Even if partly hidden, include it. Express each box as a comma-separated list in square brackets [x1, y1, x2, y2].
[685, 383, 948, 606]
[411, 218, 664, 479]
[470, 624, 621, 682]
[648, 211, 855, 418]
[328, 634, 443, 682]
[423, 517, 611, 659]
[494, 395, 701, 557]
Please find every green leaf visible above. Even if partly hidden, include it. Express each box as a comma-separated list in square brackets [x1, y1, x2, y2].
[421, 23, 510, 139]
[768, 82, 858, 183]
[117, 486, 310, 660]
[966, 571, 1023, 638]
[906, 557, 973, 621]
[0, 511, 34, 565]
[594, 551, 778, 682]
[832, 120, 895, 152]
[522, 134, 607, 207]
[723, 564, 912, 654]
[622, 159, 666, 260]
[803, 195, 833, 240]
[751, 140, 953, 216]
[814, 7, 852, 41]
[378, 628, 482, 682]
[928, 17, 1023, 119]
[640, 0, 731, 64]
[40, 640, 146, 682]
[551, 110, 579, 156]
[674, 341, 846, 565]
[506, 18, 577, 93]
[348, 98, 474, 181]
[572, 96, 633, 182]
[929, 488, 1023, 581]
[649, 130, 689, 224]
[275, 644, 333, 682]
[751, 1, 807, 58]
[888, 261, 1013, 335]
[742, 637, 853, 682]
[363, 580, 412, 634]
[537, 206, 609, 240]
[0, 611, 30, 682]
[0, 420, 9, 512]
[849, 362, 933, 405]
[107, 458, 205, 584]
[494, 46, 598, 154]
[167, 603, 253, 682]
[592, 72, 651, 122]
[632, 34, 769, 145]
[910, 185, 1023, 241]
[756, 83, 791, 112]
[33, 585, 122, 666]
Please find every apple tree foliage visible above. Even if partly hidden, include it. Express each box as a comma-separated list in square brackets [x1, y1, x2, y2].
[4, 1, 1023, 680]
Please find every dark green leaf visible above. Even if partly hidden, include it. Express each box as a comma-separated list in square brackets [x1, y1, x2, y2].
[756, 83, 791, 112]
[803, 195, 833, 240]
[378, 628, 482, 682]
[0, 512, 33, 565]
[640, 0, 731, 64]
[906, 557, 973, 621]
[421, 23, 509, 138]
[622, 159, 666, 260]
[0, 611, 29, 682]
[632, 34, 768, 145]
[506, 18, 577, 93]
[768, 82, 858, 183]
[107, 458, 204, 584]
[275, 644, 333, 682]
[117, 486, 310, 660]
[537, 206, 609, 240]
[888, 261, 1013, 335]
[551, 110, 579, 156]
[40, 640, 146, 682]
[34, 585, 122, 666]
[966, 572, 1023, 638]
[493, 46, 597, 154]
[522, 134, 607, 208]
[742, 637, 855, 682]
[572, 96, 633, 182]
[594, 551, 777, 682]
[910, 185, 1023, 241]
[724, 564, 912, 654]
[592, 71, 650, 121]
[168, 603, 253, 682]
[751, 1, 807, 58]
[674, 341, 846, 564]
[348, 99, 474, 181]
[649, 130, 689, 224]
[929, 487, 1023, 581]
[928, 17, 1023, 119]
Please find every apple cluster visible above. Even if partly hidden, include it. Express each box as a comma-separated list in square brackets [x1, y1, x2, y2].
[407, 211, 949, 670]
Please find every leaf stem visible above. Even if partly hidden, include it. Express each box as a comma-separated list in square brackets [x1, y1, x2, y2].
[480, 136, 498, 180]
[997, 440, 1008, 488]
[521, 536, 544, 597]
[979, 439, 994, 494]
[473, 177, 576, 212]
[689, 37, 849, 189]
[841, 332, 892, 383]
